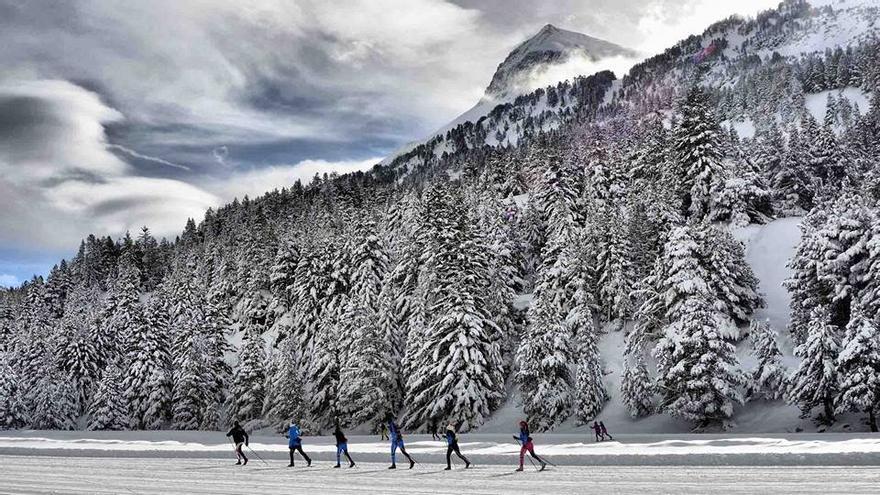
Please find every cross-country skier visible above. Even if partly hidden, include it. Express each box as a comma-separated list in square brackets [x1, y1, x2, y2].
[333, 423, 356, 468]
[387, 416, 415, 469]
[430, 421, 441, 441]
[590, 421, 604, 442]
[380, 422, 389, 441]
[225, 421, 249, 465]
[444, 424, 471, 470]
[284, 420, 312, 467]
[599, 421, 613, 441]
[513, 420, 545, 472]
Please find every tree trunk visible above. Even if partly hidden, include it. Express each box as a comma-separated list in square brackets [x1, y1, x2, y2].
[823, 398, 835, 424]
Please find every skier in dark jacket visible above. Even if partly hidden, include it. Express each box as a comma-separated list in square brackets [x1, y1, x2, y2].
[430, 421, 441, 441]
[599, 421, 613, 441]
[333, 424, 356, 468]
[225, 421, 249, 465]
[284, 421, 312, 467]
[444, 424, 471, 470]
[590, 421, 603, 442]
[514, 420, 545, 472]
[387, 416, 415, 469]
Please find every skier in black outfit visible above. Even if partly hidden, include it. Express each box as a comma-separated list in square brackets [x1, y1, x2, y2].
[599, 421, 613, 441]
[590, 421, 604, 442]
[444, 424, 471, 470]
[225, 421, 249, 465]
[430, 421, 441, 441]
[333, 423, 356, 468]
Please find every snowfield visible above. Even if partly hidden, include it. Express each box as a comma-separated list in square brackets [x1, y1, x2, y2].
[4, 431, 880, 494]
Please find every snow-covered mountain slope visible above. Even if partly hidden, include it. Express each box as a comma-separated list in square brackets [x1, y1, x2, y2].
[485, 24, 636, 101]
[380, 24, 635, 167]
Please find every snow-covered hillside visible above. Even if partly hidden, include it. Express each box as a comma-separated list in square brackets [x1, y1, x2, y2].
[380, 24, 635, 167]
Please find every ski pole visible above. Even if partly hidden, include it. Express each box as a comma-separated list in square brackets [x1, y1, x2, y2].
[246, 445, 270, 466]
[229, 438, 239, 461]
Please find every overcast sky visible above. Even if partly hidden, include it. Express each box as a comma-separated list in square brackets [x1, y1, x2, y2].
[0, 0, 780, 286]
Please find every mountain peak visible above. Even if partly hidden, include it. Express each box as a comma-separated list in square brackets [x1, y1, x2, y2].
[484, 24, 635, 100]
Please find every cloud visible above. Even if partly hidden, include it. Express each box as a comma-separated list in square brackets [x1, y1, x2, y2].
[521, 53, 643, 94]
[0, 80, 218, 249]
[107, 144, 190, 171]
[0, 273, 20, 287]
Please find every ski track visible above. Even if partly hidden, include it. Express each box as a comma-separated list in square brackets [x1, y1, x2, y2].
[5, 456, 880, 494]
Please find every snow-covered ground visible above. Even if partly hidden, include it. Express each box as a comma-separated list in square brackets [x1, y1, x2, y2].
[5, 431, 880, 494]
[7, 456, 880, 495]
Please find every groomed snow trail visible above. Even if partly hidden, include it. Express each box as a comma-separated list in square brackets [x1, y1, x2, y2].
[5, 456, 880, 495]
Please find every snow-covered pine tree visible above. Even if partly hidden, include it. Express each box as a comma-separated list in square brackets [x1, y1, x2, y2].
[337, 295, 397, 428]
[88, 365, 130, 431]
[835, 308, 880, 431]
[653, 296, 745, 429]
[745, 319, 787, 401]
[0, 358, 27, 429]
[773, 125, 813, 214]
[404, 184, 504, 431]
[170, 338, 208, 430]
[595, 204, 636, 323]
[786, 207, 835, 345]
[786, 306, 840, 423]
[124, 292, 172, 429]
[230, 326, 266, 423]
[571, 302, 607, 423]
[621, 325, 654, 418]
[700, 224, 763, 327]
[99, 250, 143, 366]
[58, 283, 102, 409]
[673, 83, 726, 221]
[289, 242, 333, 357]
[308, 312, 343, 429]
[29, 364, 79, 430]
[264, 335, 308, 430]
[515, 295, 574, 431]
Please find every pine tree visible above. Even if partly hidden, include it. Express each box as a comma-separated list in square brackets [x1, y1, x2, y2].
[673, 83, 725, 221]
[621, 327, 654, 418]
[124, 294, 172, 429]
[29, 365, 79, 430]
[231, 327, 266, 423]
[571, 303, 607, 423]
[88, 365, 130, 431]
[404, 183, 505, 431]
[0, 358, 27, 429]
[701, 225, 763, 326]
[835, 309, 880, 431]
[746, 320, 787, 401]
[58, 284, 102, 409]
[171, 338, 208, 430]
[338, 295, 399, 428]
[264, 335, 308, 429]
[515, 296, 574, 431]
[307, 313, 342, 429]
[654, 296, 745, 429]
[787, 306, 840, 423]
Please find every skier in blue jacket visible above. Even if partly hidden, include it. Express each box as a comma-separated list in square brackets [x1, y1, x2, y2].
[387, 416, 415, 469]
[514, 420, 546, 471]
[444, 424, 471, 470]
[284, 421, 312, 467]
